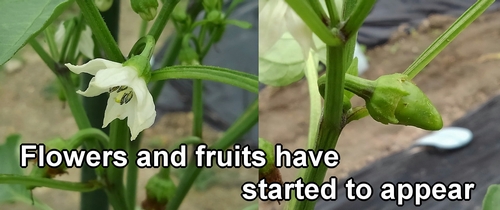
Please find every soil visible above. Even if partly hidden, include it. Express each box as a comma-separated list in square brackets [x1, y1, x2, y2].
[259, 11, 500, 210]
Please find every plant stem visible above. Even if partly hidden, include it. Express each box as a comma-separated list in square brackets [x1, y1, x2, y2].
[107, 120, 130, 206]
[77, 0, 126, 209]
[192, 80, 203, 139]
[44, 26, 60, 61]
[150, 65, 259, 93]
[167, 100, 258, 210]
[288, 31, 356, 208]
[126, 135, 141, 209]
[0, 174, 101, 192]
[150, 34, 183, 101]
[69, 128, 109, 149]
[139, 20, 148, 38]
[402, 0, 494, 79]
[75, 0, 124, 62]
[148, 0, 181, 41]
[325, 0, 341, 27]
[342, 0, 376, 38]
[285, 0, 342, 46]
[343, 74, 375, 99]
[28, 40, 57, 73]
[29, 40, 93, 131]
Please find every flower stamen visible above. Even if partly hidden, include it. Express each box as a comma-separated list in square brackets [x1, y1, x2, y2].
[110, 86, 134, 105]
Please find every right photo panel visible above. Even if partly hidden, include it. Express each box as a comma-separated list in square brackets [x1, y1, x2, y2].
[258, 0, 500, 209]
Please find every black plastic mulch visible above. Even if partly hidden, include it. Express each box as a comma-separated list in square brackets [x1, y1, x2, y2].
[316, 95, 500, 210]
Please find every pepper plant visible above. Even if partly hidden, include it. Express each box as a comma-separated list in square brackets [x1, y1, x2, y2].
[258, 0, 497, 209]
[0, 0, 257, 210]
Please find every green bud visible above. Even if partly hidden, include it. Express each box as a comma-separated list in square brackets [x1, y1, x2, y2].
[131, 0, 159, 21]
[28, 138, 72, 189]
[179, 47, 200, 65]
[94, 0, 113, 12]
[207, 10, 224, 23]
[258, 138, 274, 176]
[141, 174, 176, 210]
[364, 73, 443, 130]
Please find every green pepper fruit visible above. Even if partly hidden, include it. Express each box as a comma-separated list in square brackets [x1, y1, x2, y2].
[362, 73, 443, 130]
[141, 174, 176, 210]
[131, 0, 159, 21]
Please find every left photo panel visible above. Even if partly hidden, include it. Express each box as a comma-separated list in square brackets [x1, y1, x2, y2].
[0, 0, 259, 210]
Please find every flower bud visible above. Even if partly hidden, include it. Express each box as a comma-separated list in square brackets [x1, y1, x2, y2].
[28, 138, 72, 189]
[141, 174, 176, 210]
[95, 0, 113, 12]
[179, 47, 200, 65]
[131, 0, 159, 21]
[365, 73, 443, 130]
[259, 138, 283, 204]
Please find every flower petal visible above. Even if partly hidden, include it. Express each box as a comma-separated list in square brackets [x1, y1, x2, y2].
[285, 8, 314, 60]
[55, 22, 65, 51]
[65, 58, 122, 75]
[92, 66, 137, 88]
[76, 77, 107, 97]
[102, 95, 129, 127]
[128, 108, 156, 140]
[128, 78, 150, 107]
[259, 0, 287, 55]
[78, 26, 95, 59]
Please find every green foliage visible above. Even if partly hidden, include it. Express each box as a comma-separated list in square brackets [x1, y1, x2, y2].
[0, 134, 51, 209]
[483, 185, 500, 210]
[0, 0, 72, 65]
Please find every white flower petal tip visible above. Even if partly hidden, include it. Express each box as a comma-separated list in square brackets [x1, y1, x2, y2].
[65, 59, 123, 75]
[259, 0, 313, 58]
[414, 127, 473, 150]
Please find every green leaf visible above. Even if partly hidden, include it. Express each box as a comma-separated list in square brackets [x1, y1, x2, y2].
[259, 33, 308, 86]
[483, 184, 500, 210]
[0, 134, 52, 210]
[0, 0, 72, 65]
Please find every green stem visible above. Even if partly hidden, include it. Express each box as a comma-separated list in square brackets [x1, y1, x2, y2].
[66, 16, 86, 63]
[325, 0, 341, 26]
[148, 0, 181, 41]
[150, 65, 258, 93]
[69, 128, 109, 149]
[29, 40, 93, 131]
[157, 136, 202, 180]
[126, 135, 141, 209]
[0, 174, 101, 192]
[167, 100, 258, 210]
[150, 34, 183, 101]
[107, 120, 130, 209]
[192, 80, 203, 138]
[75, 0, 124, 62]
[29, 40, 57, 73]
[343, 74, 375, 99]
[342, 0, 376, 38]
[285, 0, 343, 45]
[139, 20, 149, 38]
[288, 42, 352, 209]
[59, 20, 76, 63]
[44, 26, 60, 61]
[402, 0, 494, 79]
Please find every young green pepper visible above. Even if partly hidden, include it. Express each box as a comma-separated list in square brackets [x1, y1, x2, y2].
[345, 73, 443, 130]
